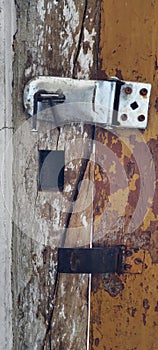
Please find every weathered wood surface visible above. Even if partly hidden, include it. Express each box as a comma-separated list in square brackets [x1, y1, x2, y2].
[90, 1, 158, 349]
[12, 1, 100, 349]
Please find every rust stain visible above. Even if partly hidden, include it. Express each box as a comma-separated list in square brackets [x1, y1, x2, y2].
[154, 302, 158, 312]
[115, 68, 123, 80]
[124, 249, 146, 274]
[143, 298, 150, 310]
[125, 160, 136, 179]
[103, 274, 124, 297]
[147, 137, 158, 216]
[127, 307, 137, 318]
[155, 97, 158, 112]
[142, 313, 147, 326]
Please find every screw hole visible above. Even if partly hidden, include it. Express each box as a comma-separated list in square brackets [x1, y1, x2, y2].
[121, 114, 128, 121]
[130, 101, 139, 110]
[124, 86, 132, 95]
[140, 88, 148, 96]
[138, 115, 145, 122]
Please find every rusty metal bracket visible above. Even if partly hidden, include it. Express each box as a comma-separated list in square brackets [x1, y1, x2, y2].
[57, 246, 125, 274]
[24, 76, 151, 130]
[57, 246, 147, 275]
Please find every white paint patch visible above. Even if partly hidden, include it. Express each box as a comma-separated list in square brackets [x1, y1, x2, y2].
[32, 63, 37, 74]
[67, 161, 75, 170]
[59, 304, 66, 319]
[48, 43, 52, 51]
[52, 199, 61, 230]
[47, 1, 53, 14]
[81, 214, 88, 228]
[70, 319, 76, 343]
[60, 0, 79, 74]
[63, 0, 79, 31]
[64, 184, 72, 193]
[37, 0, 46, 22]
[83, 131, 88, 140]
[25, 66, 32, 77]
[61, 282, 65, 297]
[77, 28, 96, 79]
[38, 28, 44, 48]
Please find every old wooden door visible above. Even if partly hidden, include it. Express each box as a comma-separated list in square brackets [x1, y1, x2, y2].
[13, 1, 99, 349]
[90, 1, 158, 350]
[12, 1, 158, 350]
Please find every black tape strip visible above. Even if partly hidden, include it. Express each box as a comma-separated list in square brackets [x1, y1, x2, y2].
[58, 246, 125, 274]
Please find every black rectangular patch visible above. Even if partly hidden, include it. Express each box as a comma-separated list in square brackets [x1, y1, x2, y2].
[58, 247, 124, 274]
[38, 150, 65, 191]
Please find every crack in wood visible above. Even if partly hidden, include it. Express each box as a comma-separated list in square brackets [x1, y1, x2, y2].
[12, 0, 101, 348]
[42, 125, 95, 348]
[92, 83, 97, 112]
[155, 55, 158, 70]
[42, 270, 60, 349]
[61, 125, 95, 247]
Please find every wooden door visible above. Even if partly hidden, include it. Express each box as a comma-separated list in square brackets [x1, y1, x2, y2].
[90, 1, 158, 350]
[12, 1, 158, 350]
[13, 1, 99, 349]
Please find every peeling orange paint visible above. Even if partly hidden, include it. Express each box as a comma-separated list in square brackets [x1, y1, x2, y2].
[91, 0, 158, 349]
[91, 252, 158, 350]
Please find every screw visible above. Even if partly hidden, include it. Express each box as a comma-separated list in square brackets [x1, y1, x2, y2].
[121, 114, 128, 121]
[125, 250, 133, 257]
[140, 88, 148, 96]
[138, 115, 145, 122]
[124, 263, 132, 271]
[124, 86, 132, 94]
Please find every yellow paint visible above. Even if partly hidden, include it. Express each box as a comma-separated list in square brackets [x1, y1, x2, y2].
[108, 188, 129, 216]
[129, 173, 139, 191]
[91, 252, 158, 350]
[91, 0, 158, 349]
[109, 161, 116, 174]
[120, 140, 133, 165]
[141, 208, 157, 230]
[94, 172, 102, 182]
[100, 0, 158, 143]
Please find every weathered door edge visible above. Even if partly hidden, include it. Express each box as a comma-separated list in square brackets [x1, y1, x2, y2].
[12, 1, 101, 349]
[90, 1, 158, 349]
[0, 0, 16, 349]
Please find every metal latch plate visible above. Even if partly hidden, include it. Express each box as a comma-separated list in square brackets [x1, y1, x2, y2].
[58, 246, 125, 274]
[24, 76, 151, 129]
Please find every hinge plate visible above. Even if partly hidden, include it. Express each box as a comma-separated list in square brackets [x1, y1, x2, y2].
[24, 76, 151, 129]
[57, 246, 125, 274]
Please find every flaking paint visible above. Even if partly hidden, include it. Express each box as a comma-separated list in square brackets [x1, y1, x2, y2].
[91, 1, 158, 349]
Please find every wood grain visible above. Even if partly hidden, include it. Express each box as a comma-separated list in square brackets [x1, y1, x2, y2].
[12, 1, 101, 349]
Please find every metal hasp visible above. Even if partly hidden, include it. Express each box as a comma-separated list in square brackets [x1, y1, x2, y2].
[24, 76, 151, 129]
[57, 246, 125, 274]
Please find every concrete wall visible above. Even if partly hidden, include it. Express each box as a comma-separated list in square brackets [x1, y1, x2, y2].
[0, 1, 16, 348]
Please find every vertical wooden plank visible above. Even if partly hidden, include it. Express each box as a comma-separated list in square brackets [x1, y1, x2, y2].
[47, 156, 94, 349]
[12, 1, 101, 349]
[90, 1, 158, 349]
